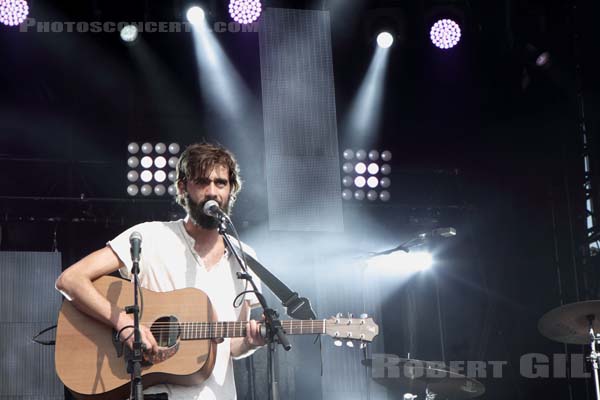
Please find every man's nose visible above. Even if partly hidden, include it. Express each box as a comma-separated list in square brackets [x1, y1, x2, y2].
[204, 182, 218, 197]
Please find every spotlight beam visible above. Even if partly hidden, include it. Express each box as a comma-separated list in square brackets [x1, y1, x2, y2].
[189, 18, 255, 123]
[343, 47, 391, 142]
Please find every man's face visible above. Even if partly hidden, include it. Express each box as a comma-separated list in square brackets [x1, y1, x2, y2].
[179, 165, 232, 230]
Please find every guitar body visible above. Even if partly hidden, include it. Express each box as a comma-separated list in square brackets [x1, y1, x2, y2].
[55, 276, 217, 400]
[55, 276, 380, 399]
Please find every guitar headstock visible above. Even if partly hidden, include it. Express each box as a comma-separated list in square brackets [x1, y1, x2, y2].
[324, 313, 379, 343]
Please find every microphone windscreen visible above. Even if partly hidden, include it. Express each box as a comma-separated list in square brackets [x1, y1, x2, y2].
[129, 231, 142, 242]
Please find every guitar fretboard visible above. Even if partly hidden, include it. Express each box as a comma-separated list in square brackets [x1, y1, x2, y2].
[179, 320, 326, 340]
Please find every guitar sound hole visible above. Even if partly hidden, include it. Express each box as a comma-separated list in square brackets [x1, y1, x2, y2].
[150, 316, 180, 348]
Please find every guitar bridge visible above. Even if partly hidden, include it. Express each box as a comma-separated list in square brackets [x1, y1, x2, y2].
[112, 329, 153, 367]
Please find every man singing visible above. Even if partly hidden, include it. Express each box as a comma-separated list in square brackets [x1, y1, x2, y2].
[56, 142, 265, 399]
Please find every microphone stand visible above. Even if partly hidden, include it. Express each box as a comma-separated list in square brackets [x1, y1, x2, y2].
[588, 316, 600, 400]
[370, 235, 426, 256]
[215, 216, 291, 400]
[126, 246, 144, 400]
[370, 228, 456, 256]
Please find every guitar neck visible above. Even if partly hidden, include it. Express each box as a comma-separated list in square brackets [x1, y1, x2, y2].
[179, 320, 326, 340]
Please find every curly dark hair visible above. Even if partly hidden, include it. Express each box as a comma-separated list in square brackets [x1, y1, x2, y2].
[175, 142, 242, 209]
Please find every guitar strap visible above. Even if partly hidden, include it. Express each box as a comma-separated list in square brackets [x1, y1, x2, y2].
[235, 247, 317, 321]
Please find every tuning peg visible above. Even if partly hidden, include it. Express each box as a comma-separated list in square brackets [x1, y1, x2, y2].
[360, 313, 368, 319]
[347, 312, 353, 318]
[333, 340, 343, 347]
[336, 312, 343, 318]
[346, 340, 354, 348]
[359, 342, 367, 350]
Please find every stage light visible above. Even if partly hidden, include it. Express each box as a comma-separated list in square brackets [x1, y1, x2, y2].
[141, 142, 153, 154]
[154, 142, 167, 154]
[524, 44, 551, 69]
[536, 51, 550, 67]
[168, 184, 178, 196]
[367, 190, 378, 201]
[354, 176, 366, 188]
[355, 162, 367, 174]
[376, 31, 394, 49]
[228, 0, 262, 24]
[125, 141, 180, 197]
[128, 142, 140, 154]
[127, 156, 139, 168]
[154, 156, 167, 168]
[154, 184, 166, 196]
[368, 150, 379, 161]
[127, 171, 139, 182]
[414, 252, 433, 270]
[339, 148, 392, 202]
[120, 25, 138, 43]
[0, 0, 29, 26]
[342, 189, 352, 201]
[367, 163, 379, 175]
[342, 162, 354, 174]
[367, 251, 433, 274]
[367, 177, 379, 188]
[140, 170, 153, 183]
[168, 143, 180, 154]
[154, 170, 167, 183]
[354, 190, 365, 200]
[140, 184, 152, 196]
[379, 190, 390, 202]
[187, 6, 205, 26]
[127, 185, 139, 196]
[430, 19, 461, 49]
[141, 156, 153, 169]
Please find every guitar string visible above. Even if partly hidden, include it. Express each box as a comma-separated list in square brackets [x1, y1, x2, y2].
[145, 321, 329, 330]
[145, 320, 362, 338]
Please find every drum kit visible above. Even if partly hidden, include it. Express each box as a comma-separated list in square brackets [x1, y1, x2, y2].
[538, 300, 600, 400]
[362, 357, 485, 399]
[364, 300, 600, 399]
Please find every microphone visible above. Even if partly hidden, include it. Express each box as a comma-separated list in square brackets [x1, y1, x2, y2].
[129, 231, 142, 264]
[371, 227, 457, 256]
[418, 227, 457, 240]
[203, 200, 230, 222]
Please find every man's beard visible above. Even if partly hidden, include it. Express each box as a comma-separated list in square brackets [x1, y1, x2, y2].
[186, 194, 230, 230]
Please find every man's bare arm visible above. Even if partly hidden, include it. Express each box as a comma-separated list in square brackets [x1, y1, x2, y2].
[55, 246, 158, 353]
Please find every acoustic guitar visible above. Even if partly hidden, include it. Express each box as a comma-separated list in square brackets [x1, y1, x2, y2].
[55, 276, 379, 399]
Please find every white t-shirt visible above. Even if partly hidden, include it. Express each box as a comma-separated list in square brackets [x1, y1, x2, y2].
[108, 219, 261, 400]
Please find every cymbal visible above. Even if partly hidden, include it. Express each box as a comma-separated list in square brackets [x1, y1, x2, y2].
[363, 358, 485, 399]
[538, 300, 600, 345]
